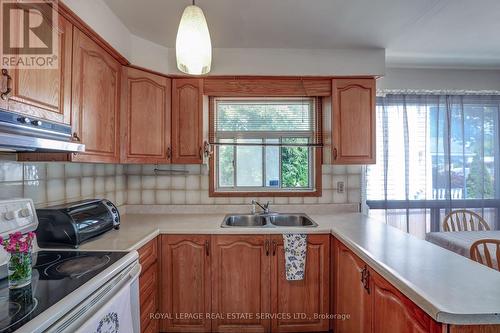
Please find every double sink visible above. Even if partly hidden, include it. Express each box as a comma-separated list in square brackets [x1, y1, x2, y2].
[221, 213, 318, 228]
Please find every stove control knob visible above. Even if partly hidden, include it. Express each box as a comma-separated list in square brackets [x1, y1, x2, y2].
[3, 211, 16, 221]
[31, 120, 42, 126]
[18, 117, 31, 124]
[18, 208, 31, 218]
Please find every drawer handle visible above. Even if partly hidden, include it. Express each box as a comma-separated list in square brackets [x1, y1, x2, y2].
[1, 69, 12, 100]
[333, 147, 338, 160]
[265, 240, 270, 256]
[272, 240, 277, 256]
[205, 240, 209, 256]
[167, 146, 171, 159]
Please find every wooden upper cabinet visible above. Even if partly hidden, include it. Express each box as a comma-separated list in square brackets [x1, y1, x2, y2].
[71, 28, 121, 163]
[161, 235, 211, 333]
[334, 239, 372, 333]
[270, 234, 330, 332]
[211, 235, 271, 332]
[171, 78, 203, 164]
[0, 13, 73, 124]
[371, 270, 441, 333]
[332, 78, 376, 164]
[121, 67, 171, 163]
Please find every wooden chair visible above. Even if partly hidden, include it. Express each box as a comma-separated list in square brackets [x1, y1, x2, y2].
[442, 209, 490, 232]
[470, 239, 500, 271]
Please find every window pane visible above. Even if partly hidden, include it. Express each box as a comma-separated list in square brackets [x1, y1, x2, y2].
[236, 139, 263, 187]
[281, 138, 310, 188]
[218, 141, 234, 187]
[265, 139, 279, 187]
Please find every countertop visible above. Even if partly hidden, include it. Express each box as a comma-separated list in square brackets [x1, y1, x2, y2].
[77, 210, 500, 325]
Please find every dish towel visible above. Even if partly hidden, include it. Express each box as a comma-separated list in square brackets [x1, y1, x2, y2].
[282, 234, 307, 281]
[76, 280, 134, 333]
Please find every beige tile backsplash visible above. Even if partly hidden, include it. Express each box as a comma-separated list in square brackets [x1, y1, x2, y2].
[0, 161, 127, 208]
[125, 164, 361, 206]
[0, 161, 361, 208]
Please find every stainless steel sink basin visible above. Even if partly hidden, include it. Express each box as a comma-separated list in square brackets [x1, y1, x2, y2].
[267, 214, 317, 227]
[221, 213, 317, 228]
[221, 214, 268, 227]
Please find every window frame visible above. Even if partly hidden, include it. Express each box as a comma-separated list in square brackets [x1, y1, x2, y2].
[208, 97, 322, 197]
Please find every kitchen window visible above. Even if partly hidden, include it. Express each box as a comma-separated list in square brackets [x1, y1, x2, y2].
[209, 97, 322, 196]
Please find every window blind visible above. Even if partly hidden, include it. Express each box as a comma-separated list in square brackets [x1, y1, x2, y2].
[209, 97, 323, 147]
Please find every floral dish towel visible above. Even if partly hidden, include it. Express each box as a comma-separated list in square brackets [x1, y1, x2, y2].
[282, 234, 307, 281]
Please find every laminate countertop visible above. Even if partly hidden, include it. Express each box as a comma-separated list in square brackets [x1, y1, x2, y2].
[76, 211, 500, 325]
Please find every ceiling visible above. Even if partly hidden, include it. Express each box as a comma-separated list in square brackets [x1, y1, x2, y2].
[103, 0, 500, 68]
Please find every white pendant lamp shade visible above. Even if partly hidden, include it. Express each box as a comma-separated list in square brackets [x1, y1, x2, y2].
[176, 4, 212, 75]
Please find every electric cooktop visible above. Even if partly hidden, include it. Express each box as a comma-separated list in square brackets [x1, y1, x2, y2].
[0, 251, 127, 333]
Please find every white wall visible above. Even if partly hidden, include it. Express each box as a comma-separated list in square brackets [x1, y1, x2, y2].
[62, 1, 385, 76]
[161, 48, 385, 76]
[378, 68, 500, 91]
[63, 0, 131, 59]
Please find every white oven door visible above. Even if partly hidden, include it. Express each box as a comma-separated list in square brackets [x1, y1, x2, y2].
[48, 262, 141, 333]
[75, 277, 136, 333]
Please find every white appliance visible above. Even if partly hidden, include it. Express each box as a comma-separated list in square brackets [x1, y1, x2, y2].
[0, 198, 140, 333]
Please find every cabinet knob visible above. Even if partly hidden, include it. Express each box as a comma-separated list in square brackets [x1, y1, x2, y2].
[167, 146, 171, 160]
[333, 147, 338, 160]
[72, 132, 81, 142]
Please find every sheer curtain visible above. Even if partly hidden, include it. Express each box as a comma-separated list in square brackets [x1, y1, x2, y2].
[366, 94, 500, 238]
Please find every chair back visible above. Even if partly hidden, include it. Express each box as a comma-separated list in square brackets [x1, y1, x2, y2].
[470, 239, 500, 271]
[442, 210, 490, 232]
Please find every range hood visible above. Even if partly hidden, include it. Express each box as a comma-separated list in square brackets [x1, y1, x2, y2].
[0, 110, 85, 153]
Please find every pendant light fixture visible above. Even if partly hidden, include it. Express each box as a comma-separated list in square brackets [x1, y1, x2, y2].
[176, 0, 212, 75]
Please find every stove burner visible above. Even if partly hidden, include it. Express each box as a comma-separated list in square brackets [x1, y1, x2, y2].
[44, 255, 111, 279]
[0, 292, 38, 332]
[32, 252, 62, 268]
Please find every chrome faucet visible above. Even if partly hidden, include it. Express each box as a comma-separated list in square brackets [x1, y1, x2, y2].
[251, 200, 271, 214]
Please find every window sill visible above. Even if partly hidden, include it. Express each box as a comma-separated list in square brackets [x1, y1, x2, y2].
[209, 189, 322, 197]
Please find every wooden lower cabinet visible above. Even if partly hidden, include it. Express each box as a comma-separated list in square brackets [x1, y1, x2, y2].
[270, 234, 330, 333]
[334, 238, 440, 333]
[334, 239, 372, 333]
[371, 270, 441, 333]
[139, 237, 159, 333]
[160, 235, 211, 332]
[211, 235, 271, 333]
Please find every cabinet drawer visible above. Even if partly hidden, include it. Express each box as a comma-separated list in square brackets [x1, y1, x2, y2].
[138, 238, 158, 272]
[140, 262, 158, 305]
[142, 318, 159, 333]
[140, 291, 158, 332]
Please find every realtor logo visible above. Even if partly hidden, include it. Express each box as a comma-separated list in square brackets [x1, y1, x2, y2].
[1, 0, 59, 69]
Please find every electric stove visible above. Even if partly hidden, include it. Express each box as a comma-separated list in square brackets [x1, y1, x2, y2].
[0, 251, 128, 333]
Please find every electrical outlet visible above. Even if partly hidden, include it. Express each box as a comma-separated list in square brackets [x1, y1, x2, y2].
[337, 181, 345, 193]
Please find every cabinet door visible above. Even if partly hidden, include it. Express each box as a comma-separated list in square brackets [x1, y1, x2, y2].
[212, 235, 271, 332]
[334, 240, 372, 333]
[270, 234, 330, 332]
[171, 78, 203, 164]
[1, 12, 72, 124]
[121, 67, 171, 163]
[160, 235, 211, 332]
[371, 270, 441, 333]
[71, 28, 120, 163]
[332, 78, 376, 164]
